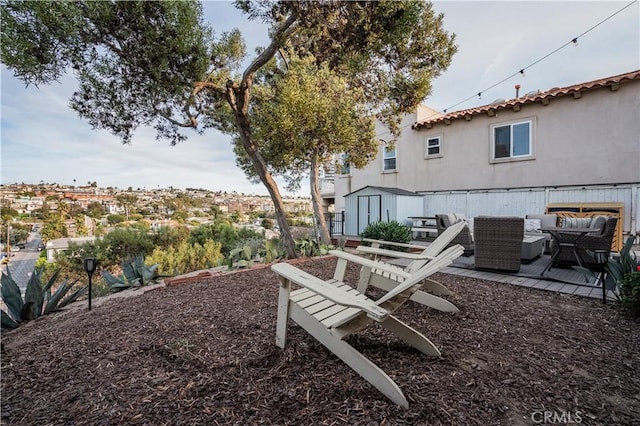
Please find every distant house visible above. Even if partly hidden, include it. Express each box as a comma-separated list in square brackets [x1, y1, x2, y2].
[45, 237, 98, 262]
[332, 70, 640, 239]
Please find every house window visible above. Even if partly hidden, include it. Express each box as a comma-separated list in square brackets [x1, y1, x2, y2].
[424, 135, 442, 158]
[339, 153, 350, 175]
[491, 120, 532, 160]
[383, 144, 396, 171]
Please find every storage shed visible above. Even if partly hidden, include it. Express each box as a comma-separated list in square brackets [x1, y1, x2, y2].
[343, 186, 423, 235]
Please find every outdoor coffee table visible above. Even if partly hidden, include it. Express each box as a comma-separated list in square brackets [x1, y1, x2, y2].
[521, 235, 545, 261]
[541, 227, 599, 282]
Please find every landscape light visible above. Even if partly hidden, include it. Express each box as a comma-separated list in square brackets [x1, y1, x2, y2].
[83, 257, 97, 311]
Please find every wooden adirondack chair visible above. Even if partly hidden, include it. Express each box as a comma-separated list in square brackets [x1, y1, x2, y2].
[353, 220, 467, 312]
[272, 244, 464, 407]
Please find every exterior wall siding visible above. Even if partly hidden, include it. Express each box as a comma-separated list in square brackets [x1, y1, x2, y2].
[335, 75, 639, 241]
[419, 184, 637, 236]
[343, 188, 423, 235]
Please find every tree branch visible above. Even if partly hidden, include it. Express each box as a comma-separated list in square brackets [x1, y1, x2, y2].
[239, 12, 298, 115]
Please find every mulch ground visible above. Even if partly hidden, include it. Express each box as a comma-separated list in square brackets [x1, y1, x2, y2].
[1, 256, 639, 425]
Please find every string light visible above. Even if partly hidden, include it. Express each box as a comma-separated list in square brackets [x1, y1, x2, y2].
[373, 0, 637, 139]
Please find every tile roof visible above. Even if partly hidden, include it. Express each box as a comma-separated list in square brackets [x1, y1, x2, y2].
[413, 69, 640, 129]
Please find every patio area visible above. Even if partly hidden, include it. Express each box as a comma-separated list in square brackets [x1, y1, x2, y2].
[443, 252, 614, 301]
[339, 236, 618, 302]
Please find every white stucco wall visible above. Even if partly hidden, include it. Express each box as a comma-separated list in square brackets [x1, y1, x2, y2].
[342, 79, 640, 194]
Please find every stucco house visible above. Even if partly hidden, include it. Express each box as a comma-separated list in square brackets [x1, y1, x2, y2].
[331, 70, 640, 240]
[45, 236, 98, 262]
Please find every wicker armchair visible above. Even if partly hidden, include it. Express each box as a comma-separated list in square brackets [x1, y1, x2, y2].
[435, 214, 474, 256]
[551, 217, 618, 267]
[474, 216, 524, 272]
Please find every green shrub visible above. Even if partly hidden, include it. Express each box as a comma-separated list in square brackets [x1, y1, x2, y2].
[360, 220, 411, 251]
[146, 240, 224, 276]
[620, 272, 640, 317]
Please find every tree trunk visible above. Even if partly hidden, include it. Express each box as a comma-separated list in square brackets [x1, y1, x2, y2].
[230, 94, 298, 258]
[310, 155, 332, 245]
[219, 12, 300, 258]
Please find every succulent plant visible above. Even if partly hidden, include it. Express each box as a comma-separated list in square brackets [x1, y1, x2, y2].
[102, 254, 159, 292]
[1, 266, 87, 330]
[228, 245, 254, 269]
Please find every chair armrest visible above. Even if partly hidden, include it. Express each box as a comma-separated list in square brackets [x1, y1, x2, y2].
[356, 245, 434, 261]
[361, 238, 426, 251]
[329, 250, 411, 278]
[271, 262, 389, 321]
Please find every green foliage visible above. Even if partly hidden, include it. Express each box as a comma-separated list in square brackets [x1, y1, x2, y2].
[608, 236, 640, 316]
[153, 225, 191, 250]
[620, 272, 640, 317]
[40, 213, 67, 241]
[575, 235, 640, 316]
[1, 266, 86, 330]
[102, 228, 155, 264]
[101, 254, 159, 293]
[262, 238, 282, 264]
[1, 207, 19, 217]
[189, 221, 262, 256]
[107, 214, 126, 224]
[295, 238, 336, 257]
[146, 240, 224, 277]
[360, 221, 411, 251]
[228, 245, 254, 269]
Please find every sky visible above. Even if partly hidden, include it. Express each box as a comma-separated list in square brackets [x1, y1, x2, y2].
[1, 1, 638, 196]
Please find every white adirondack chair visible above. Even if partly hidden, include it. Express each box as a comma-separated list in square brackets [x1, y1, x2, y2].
[354, 220, 466, 312]
[272, 244, 464, 407]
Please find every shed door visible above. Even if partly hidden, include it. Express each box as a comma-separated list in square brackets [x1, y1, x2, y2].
[357, 195, 381, 234]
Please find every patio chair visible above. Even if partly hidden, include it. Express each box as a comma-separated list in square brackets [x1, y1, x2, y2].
[435, 214, 475, 255]
[272, 244, 464, 407]
[473, 216, 524, 272]
[551, 216, 618, 268]
[352, 220, 467, 312]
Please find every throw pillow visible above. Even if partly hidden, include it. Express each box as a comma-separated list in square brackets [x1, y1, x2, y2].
[524, 218, 542, 233]
[562, 217, 592, 228]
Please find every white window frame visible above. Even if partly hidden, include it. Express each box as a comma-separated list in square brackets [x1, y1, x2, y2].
[490, 118, 535, 163]
[339, 153, 351, 175]
[382, 144, 397, 172]
[424, 134, 443, 159]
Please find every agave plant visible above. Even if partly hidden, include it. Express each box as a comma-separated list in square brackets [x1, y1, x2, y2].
[101, 254, 159, 292]
[1, 266, 87, 330]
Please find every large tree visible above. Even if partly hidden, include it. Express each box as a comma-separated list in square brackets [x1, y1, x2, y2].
[236, 54, 377, 243]
[1, 0, 456, 258]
